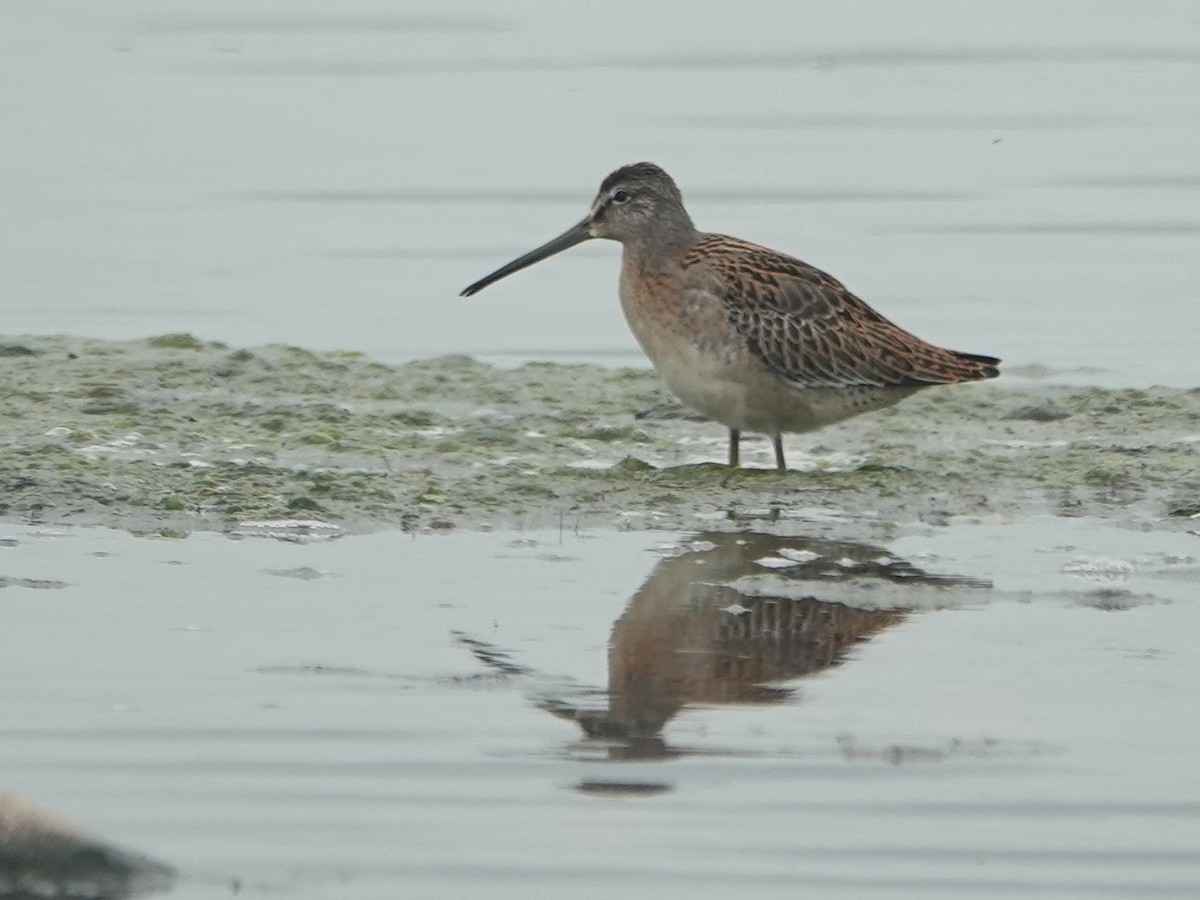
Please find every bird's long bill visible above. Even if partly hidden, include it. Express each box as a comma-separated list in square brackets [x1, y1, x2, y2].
[460, 217, 592, 297]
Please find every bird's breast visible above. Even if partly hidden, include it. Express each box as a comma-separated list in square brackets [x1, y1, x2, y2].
[618, 261, 739, 370]
[617, 259, 770, 428]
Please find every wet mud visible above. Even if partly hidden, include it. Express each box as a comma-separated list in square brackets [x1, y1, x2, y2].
[1, 335, 1197, 538]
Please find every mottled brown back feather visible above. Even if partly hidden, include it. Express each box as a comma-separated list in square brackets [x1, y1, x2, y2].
[681, 234, 1000, 389]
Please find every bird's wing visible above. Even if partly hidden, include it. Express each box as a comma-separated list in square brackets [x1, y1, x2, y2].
[682, 234, 999, 389]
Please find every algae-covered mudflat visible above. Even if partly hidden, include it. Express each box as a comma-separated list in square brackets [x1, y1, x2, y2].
[1, 334, 1197, 538]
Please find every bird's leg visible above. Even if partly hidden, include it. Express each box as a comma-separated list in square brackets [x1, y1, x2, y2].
[728, 429, 740, 468]
[773, 435, 787, 472]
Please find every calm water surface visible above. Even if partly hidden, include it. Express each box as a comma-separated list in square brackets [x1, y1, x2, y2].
[2, 1, 1199, 385]
[1, 519, 1198, 897]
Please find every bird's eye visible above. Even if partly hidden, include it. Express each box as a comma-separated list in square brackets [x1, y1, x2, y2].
[612, 189, 631, 204]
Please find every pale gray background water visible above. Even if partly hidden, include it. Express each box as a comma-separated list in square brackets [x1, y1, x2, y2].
[3, 1, 1198, 385]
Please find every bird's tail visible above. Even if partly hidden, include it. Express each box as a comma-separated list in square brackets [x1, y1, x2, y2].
[949, 351, 1001, 381]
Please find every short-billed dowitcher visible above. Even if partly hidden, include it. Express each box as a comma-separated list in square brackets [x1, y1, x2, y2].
[461, 162, 999, 471]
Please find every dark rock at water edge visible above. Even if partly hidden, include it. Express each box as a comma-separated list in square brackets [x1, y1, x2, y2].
[0, 790, 173, 899]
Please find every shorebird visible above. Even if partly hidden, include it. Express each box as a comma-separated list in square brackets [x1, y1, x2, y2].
[461, 163, 999, 471]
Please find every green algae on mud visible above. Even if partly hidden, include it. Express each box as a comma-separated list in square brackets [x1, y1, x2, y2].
[0, 335, 1197, 537]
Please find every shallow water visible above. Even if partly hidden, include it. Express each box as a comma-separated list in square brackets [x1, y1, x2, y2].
[3, 1, 1199, 386]
[2, 519, 1198, 897]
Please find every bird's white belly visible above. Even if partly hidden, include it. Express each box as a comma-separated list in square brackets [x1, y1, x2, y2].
[651, 342, 759, 428]
[649, 342, 913, 436]
[627, 307, 910, 435]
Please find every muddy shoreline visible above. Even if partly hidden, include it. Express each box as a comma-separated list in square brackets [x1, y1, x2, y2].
[1, 334, 1197, 539]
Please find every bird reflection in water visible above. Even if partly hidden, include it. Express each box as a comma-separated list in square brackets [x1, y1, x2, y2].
[455, 531, 988, 788]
